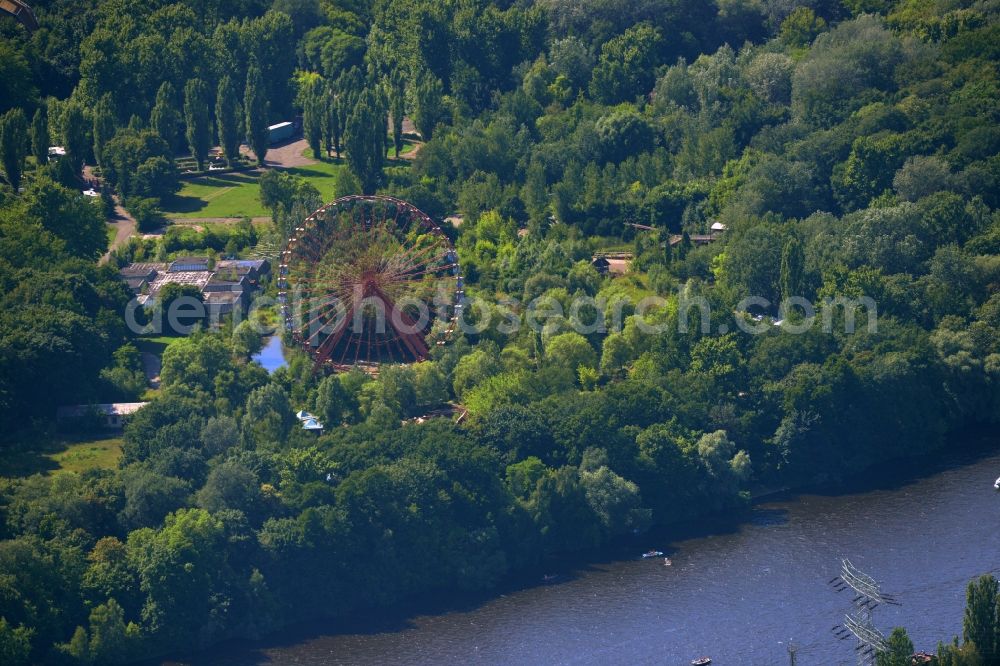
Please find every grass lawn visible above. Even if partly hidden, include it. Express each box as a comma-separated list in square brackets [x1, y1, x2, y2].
[0, 435, 123, 479]
[48, 438, 123, 475]
[106, 224, 118, 244]
[162, 159, 344, 219]
[387, 140, 418, 157]
[135, 335, 180, 357]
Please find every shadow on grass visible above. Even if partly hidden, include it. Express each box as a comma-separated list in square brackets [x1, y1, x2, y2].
[286, 163, 341, 179]
[163, 194, 209, 214]
[135, 337, 177, 357]
[0, 444, 61, 477]
[194, 172, 259, 186]
[164, 173, 259, 211]
[0, 434, 123, 479]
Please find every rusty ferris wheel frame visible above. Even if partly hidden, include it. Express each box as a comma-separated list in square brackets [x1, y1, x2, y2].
[277, 195, 464, 372]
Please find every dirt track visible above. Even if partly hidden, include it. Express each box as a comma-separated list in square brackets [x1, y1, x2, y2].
[240, 138, 317, 168]
[101, 197, 136, 264]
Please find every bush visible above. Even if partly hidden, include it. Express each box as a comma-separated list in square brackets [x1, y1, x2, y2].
[126, 197, 165, 233]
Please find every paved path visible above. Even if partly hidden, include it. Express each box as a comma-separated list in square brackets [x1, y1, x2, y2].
[101, 201, 136, 264]
[83, 165, 137, 264]
[99, 187, 137, 265]
[141, 351, 161, 389]
[171, 216, 271, 226]
[399, 117, 424, 160]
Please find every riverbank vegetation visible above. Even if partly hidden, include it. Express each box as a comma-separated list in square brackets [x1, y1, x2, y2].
[1, 0, 999, 663]
[878, 574, 1000, 665]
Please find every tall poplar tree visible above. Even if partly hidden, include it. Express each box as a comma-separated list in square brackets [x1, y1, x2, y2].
[31, 108, 49, 166]
[0, 109, 28, 191]
[303, 81, 324, 159]
[964, 575, 998, 661]
[323, 81, 340, 159]
[388, 71, 405, 158]
[344, 87, 386, 195]
[151, 82, 181, 154]
[92, 97, 117, 171]
[62, 102, 89, 176]
[216, 75, 241, 166]
[779, 236, 804, 303]
[413, 72, 444, 141]
[244, 61, 270, 166]
[184, 78, 212, 171]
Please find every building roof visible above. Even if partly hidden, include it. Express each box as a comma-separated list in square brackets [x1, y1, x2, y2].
[592, 253, 633, 275]
[120, 265, 159, 278]
[57, 403, 148, 419]
[123, 276, 150, 292]
[125, 262, 168, 273]
[121, 257, 267, 314]
[668, 234, 718, 247]
[206, 271, 249, 289]
[147, 270, 212, 294]
[203, 291, 244, 305]
[217, 259, 268, 273]
[604, 258, 631, 274]
[711, 222, 727, 231]
[169, 256, 211, 272]
[302, 418, 324, 430]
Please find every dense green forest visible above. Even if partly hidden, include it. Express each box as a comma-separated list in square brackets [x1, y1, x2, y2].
[1, 0, 1000, 662]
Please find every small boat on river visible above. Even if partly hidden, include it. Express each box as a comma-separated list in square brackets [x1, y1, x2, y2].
[691, 658, 712, 666]
[641, 550, 663, 558]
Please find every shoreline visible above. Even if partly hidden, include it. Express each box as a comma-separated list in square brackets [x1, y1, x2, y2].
[158, 428, 1000, 665]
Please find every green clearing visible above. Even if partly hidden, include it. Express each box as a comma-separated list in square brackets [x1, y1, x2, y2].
[163, 159, 344, 219]
[135, 335, 179, 357]
[161, 142, 419, 220]
[387, 140, 418, 157]
[0, 435, 123, 478]
[48, 437, 123, 475]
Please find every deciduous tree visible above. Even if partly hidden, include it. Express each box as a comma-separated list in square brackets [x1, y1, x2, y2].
[963, 574, 998, 661]
[184, 79, 212, 171]
[215, 75, 241, 166]
[151, 82, 181, 153]
[389, 71, 405, 158]
[302, 81, 325, 159]
[92, 97, 117, 171]
[413, 72, 445, 142]
[245, 61, 270, 166]
[62, 102, 90, 176]
[0, 109, 28, 191]
[589, 23, 662, 104]
[344, 87, 386, 195]
[31, 108, 49, 166]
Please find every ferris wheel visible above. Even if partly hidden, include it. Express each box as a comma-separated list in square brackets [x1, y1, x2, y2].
[277, 195, 463, 370]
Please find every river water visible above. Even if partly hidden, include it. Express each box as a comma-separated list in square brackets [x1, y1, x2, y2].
[181, 443, 1000, 666]
[252, 336, 287, 374]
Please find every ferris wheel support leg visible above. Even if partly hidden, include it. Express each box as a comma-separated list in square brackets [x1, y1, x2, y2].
[313, 305, 355, 368]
